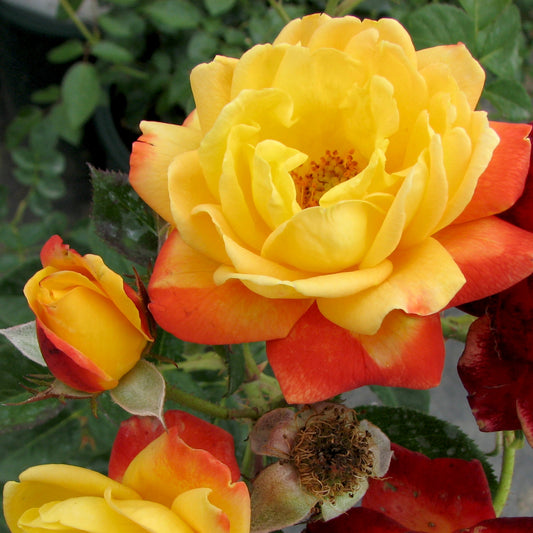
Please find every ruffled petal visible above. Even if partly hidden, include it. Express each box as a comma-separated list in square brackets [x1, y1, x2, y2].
[318, 237, 464, 334]
[109, 412, 241, 484]
[267, 305, 444, 403]
[458, 316, 524, 432]
[122, 428, 250, 533]
[148, 230, 311, 344]
[436, 217, 533, 308]
[130, 121, 202, 223]
[455, 122, 531, 223]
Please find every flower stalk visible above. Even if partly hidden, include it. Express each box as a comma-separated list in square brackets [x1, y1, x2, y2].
[493, 430, 524, 516]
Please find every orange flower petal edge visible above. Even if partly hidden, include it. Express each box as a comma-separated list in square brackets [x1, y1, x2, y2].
[109, 411, 241, 483]
[122, 426, 250, 533]
[267, 304, 445, 404]
[148, 230, 312, 344]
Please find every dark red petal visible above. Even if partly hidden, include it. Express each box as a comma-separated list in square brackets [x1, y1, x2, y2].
[362, 444, 495, 531]
[108, 411, 241, 483]
[456, 517, 533, 532]
[267, 305, 444, 404]
[304, 507, 416, 533]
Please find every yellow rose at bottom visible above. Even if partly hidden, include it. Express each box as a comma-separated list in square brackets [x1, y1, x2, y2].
[3, 426, 250, 533]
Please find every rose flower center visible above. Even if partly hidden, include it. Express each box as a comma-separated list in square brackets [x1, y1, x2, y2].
[289, 406, 374, 502]
[290, 149, 358, 208]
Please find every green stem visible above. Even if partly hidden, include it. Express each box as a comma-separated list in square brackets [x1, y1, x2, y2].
[335, 0, 366, 16]
[58, 0, 98, 45]
[440, 313, 476, 342]
[324, 0, 340, 15]
[166, 384, 283, 421]
[267, 0, 291, 23]
[492, 431, 522, 516]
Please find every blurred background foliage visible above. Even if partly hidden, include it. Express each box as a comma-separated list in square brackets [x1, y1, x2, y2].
[0, 0, 532, 530]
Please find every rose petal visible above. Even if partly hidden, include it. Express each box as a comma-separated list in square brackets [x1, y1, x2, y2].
[457, 518, 533, 532]
[437, 217, 533, 308]
[129, 121, 202, 223]
[109, 411, 241, 483]
[304, 507, 416, 533]
[455, 122, 532, 223]
[362, 444, 495, 531]
[122, 427, 250, 533]
[267, 305, 444, 403]
[148, 230, 311, 344]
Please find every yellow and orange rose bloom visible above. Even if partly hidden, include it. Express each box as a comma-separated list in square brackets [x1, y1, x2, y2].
[130, 14, 533, 403]
[3, 411, 250, 533]
[24, 235, 153, 392]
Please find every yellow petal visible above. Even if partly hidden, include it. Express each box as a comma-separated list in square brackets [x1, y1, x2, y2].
[190, 55, 238, 134]
[417, 43, 485, 110]
[172, 488, 229, 533]
[214, 259, 392, 300]
[130, 121, 202, 223]
[37, 285, 146, 380]
[19, 497, 145, 533]
[168, 150, 229, 264]
[318, 237, 465, 334]
[106, 491, 194, 533]
[251, 140, 304, 228]
[262, 201, 370, 273]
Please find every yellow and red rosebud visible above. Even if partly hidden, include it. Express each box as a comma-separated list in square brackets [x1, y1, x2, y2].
[129, 14, 533, 403]
[304, 444, 533, 532]
[23, 235, 153, 393]
[3, 411, 250, 533]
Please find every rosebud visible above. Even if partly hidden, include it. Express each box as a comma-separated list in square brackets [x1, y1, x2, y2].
[23, 235, 153, 393]
[249, 403, 392, 532]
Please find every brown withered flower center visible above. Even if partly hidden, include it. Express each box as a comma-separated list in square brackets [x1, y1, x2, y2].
[289, 406, 374, 501]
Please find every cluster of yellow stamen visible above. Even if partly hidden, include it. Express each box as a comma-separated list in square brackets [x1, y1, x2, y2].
[290, 149, 358, 208]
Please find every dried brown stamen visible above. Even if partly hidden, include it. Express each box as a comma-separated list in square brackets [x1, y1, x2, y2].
[289, 406, 374, 502]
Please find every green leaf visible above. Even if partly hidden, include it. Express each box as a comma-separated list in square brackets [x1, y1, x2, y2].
[92, 41, 135, 64]
[110, 360, 166, 425]
[458, 0, 510, 30]
[0, 393, 63, 433]
[483, 79, 533, 122]
[47, 40, 85, 63]
[406, 4, 475, 51]
[357, 405, 497, 495]
[186, 31, 219, 63]
[36, 170, 67, 200]
[31, 85, 61, 105]
[0, 322, 45, 367]
[477, 3, 523, 80]
[49, 102, 83, 145]
[5, 107, 42, 149]
[142, 0, 202, 32]
[204, 0, 236, 16]
[369, 386, 430, 413]
[98, 11, 146, 38]
[90, 166, 158, 266]
[61, 63, 101, 129]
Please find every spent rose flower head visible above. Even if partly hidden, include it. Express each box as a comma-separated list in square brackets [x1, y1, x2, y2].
[129, 13, 533, 403]
[23, 235, 153, 392]
[3, 410, 250, 533]
[248, 403, 392, 531]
